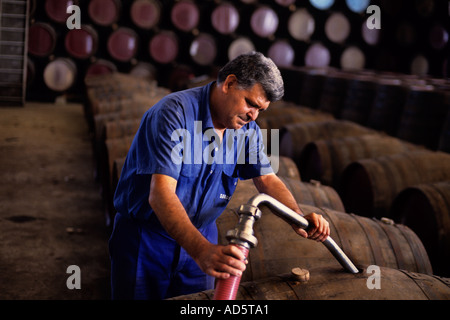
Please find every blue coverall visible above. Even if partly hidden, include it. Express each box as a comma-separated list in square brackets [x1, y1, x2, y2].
[109, 82, 272, 299]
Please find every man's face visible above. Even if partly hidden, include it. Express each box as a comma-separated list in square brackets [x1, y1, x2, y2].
[221, 82, 270, 130]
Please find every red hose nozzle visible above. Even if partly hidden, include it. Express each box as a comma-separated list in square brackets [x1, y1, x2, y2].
[213, 245, 249, 300]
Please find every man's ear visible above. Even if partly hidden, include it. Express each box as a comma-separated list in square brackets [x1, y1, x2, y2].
[223, 74, 237, 93]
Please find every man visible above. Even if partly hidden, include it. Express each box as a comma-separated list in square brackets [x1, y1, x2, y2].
[109, 52, 329, 300]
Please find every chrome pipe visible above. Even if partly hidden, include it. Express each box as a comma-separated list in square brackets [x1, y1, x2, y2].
[241, 193, 359, 274]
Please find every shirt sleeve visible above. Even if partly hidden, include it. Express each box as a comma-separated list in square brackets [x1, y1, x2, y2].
[134, 99, 185, 181]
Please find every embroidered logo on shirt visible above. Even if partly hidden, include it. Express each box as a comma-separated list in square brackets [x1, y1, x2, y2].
[219, 193, 231, 200]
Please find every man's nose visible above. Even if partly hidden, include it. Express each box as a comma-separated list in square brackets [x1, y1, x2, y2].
[247, 109, 258, 122]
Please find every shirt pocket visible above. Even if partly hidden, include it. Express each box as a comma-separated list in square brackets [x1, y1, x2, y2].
[214, 165, 238, 208]
[176, 163, 204, 221]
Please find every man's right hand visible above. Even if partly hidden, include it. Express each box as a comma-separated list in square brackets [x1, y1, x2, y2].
[149, 174, 247, 279]
[193, 243, 247, 279]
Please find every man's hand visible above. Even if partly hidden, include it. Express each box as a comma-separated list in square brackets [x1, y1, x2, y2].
[253, 174, 330, 243]
[193, 243, 247, 279]
[292, 212, 330, 242]
[149, 174, 248, 280]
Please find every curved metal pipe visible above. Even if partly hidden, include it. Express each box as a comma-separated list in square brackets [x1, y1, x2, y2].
[244, 193, 359, 274]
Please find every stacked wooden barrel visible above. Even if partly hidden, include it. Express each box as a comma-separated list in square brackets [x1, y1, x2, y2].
[170, 265, 450, 300]
[218, 180, 432, 282]
[172, 67, 450, 301]
[173, 162, 449, 299]
[390, 181, 450, 277]
[84, 72, 169, 226]
[273, 67, 450, 281]
[82, 67, 449, 300]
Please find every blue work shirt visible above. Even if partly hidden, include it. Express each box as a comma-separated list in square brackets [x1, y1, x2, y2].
[113, 82, 273, 230]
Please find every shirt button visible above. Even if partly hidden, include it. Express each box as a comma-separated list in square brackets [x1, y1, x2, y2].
[210, 170, 214, 174]
[215, 147, 218, 151]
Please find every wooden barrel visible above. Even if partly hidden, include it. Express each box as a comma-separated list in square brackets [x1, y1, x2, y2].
[227, 36, 255, 61]
[85, 72, 168, 121]
[367, 79, 409, 135]
[211, 2, 240, 35]
[304, 43, 331, 68]
[278, 66, 306, 104]
[250, 5, 279, 38]
[430, 24, 449, 50]
[89, 94, 155, 173]
[169, 265, 450, 300]
[340, 75, 377, 125]
[104, 119, 141, 141]
[189, 33, 217, 66]
[130, 62, 157, 83]
[92, 105, 149, 144]
[283, 179, 345, 212]
[90, 93, 134, 114]
[85, 72, 148, 89]
[45, 0, 78, 24]
[149, 30, 179, 64]
[279, 120, 374, 170]
[438, 95, 450, 153]
[130, 0, 161, 30]
[107, 27, 139, 62]
[325, 12, 351, 44]
[28, 22, 57, 57]
[256, 102, 333, 130]
[225, 177, 344, 214]
[94, 118, 141, 178]
[111, 156, 126, 197]
[84, 59, 117, 78]
[217, 202, 432, 282]
[318, 71, 352, 117]
[341, 46, 365, 70]
[43, 58, 77, 92]
[340, 150, 450, 218]
[88, 0, 121, 27]
[170, 0, 200, 32]
[390, 181, 450, 277]
[64, 24, 98, 60]
[256, 102, 333, 150]
[91, 96, 158, 166]
[298, 134, 419, 187]
[298, 69, 328, 109]
[270, 156, 301, 181]
[104, 136, 134, 185]
[396, 86, 449, 150]
[99, 136, 134, 220]
[267, 40, 295, 67]
[86, 72, 164, 94]
[288, 8, 316, 41]
[90, 93, 163, 116]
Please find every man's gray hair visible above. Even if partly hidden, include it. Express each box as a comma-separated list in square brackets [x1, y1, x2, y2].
[217, 51, 284, 102]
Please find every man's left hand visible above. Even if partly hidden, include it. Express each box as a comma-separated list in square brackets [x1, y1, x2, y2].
[291, 212, 330, 242]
